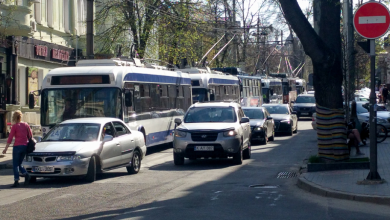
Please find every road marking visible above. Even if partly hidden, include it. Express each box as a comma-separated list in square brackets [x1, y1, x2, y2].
[359, 16, 386, 24]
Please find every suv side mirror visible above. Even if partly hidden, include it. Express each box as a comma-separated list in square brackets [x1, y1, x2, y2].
[124, 90, 133, 107]
[174, 118, 182, 125]
[28, 94, 35, 109]
[103, 135, 114, 142]
[240, 117, 250, 123]
[292, 111, 297, 115]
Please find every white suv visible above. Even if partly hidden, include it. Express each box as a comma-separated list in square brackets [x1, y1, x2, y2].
[173, 102, 251, 165]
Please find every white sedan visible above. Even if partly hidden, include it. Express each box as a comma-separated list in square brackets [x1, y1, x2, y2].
[23, 118, 147, 183]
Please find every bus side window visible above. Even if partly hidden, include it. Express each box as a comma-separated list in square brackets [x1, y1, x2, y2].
[144, 85, 150, 97]
[140, 85, 145, 97]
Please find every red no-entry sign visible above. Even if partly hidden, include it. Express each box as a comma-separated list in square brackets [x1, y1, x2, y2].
[353, 2, 390, 39]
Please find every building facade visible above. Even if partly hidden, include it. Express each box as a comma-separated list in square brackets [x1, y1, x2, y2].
[0, 0, 89, 136]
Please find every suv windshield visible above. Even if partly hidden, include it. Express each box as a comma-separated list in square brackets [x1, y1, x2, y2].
[43, 123, 101, 142]
[184, 107, 237, 123]
[263, 105, 289, 114]
[243, 109, 264, 119]
[295, 96, 315, 103]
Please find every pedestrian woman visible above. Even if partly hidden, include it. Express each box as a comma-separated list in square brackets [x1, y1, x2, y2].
[2, 110, 31, 187]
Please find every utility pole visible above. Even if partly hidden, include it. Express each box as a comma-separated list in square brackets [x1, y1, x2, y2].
[232, 0, 237, 65]
[86, 0, 94, 59]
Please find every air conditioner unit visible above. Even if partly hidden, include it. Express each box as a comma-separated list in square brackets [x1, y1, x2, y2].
[30, 21, 37, 32]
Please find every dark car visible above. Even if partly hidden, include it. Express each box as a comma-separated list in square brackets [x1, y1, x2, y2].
[262, 104, 298, 136]
[243, 107, 275, 145]
[292, 94, 315, 119]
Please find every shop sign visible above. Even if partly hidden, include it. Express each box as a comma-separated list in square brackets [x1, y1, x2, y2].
[35, 45, 48, 57]
[51, 49, 70, 61]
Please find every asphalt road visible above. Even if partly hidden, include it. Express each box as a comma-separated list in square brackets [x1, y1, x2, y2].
[0, 120, 390, 220]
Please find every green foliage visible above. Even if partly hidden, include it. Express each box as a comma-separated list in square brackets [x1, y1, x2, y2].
[308, 155, 321, 164]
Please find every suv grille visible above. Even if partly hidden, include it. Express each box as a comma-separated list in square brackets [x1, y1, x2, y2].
[191, 132, 218, 142]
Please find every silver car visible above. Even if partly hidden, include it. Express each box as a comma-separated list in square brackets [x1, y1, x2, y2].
[23, 118, 147, 183]
[173, 102, 251, 165]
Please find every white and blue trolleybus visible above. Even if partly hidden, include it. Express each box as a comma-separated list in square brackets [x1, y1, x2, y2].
[30, 59, 192, 147]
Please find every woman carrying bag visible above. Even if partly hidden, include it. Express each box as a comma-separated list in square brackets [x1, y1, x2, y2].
[2, 111, 33, 187]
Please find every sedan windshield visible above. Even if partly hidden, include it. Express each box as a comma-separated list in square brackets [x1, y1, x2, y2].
[43, 123, 101, 142]
[243, 109, 264, 119]
[263, 105, 289, 115]
[295, 96, 315, 103]
[184, 107, 237, 123]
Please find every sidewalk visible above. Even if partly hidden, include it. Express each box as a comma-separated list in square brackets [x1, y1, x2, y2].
[0, 138, 12, 169]
[298, 139, 390, 205]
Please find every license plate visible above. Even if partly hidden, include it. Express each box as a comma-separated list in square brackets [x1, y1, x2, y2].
[301, 113, 309, 115]
[33, 166, 54, 173]
[194, 146, 214, 151]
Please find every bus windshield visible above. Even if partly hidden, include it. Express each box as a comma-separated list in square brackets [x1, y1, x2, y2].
[41, 88, 122, 126]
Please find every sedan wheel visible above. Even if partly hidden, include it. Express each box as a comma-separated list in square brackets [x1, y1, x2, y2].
[85, 156, 96, 183]
[260, 132, 267, 145]
[293, 123, 298, 133]
[268, 129, 275, 141]
[127, 150, 141, 174]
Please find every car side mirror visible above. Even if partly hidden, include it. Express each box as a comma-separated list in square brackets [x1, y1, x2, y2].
[174, 118, 182, 125]
[240, 117, 250, 123]
[28, 93, 35, 109]
[124, 90, 133, 107]
[292, 111, 297, 115]
[103, 135, 113, 142]
[267, 116, 273, 120]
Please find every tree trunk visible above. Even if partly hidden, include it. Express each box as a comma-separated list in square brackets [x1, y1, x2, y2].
[279, 0, 349, 161]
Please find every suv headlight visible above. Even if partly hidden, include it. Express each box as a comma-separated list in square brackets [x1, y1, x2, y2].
[281, 120, 291, 124]
[223, 130, 237, 137]
[255, 127, 263, 131]
[175, 130, 187, 138]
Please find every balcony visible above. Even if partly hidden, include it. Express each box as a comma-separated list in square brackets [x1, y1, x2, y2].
[0, 4, 33, 36]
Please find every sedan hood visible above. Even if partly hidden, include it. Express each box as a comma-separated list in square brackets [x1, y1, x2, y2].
[249, 119, 265, 127]
[34, 141, 99, 153]
[178, 123, 236, 131]
[270, 114, 290, 121]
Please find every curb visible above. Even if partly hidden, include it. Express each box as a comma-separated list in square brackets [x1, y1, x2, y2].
[297, 176, 390, 205]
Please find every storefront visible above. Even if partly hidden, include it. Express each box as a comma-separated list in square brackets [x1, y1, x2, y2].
[5, 36, 74, 135]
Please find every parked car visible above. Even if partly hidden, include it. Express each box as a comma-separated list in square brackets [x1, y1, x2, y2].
[350, 101, 390, 131]
[262, 104, 298, 135]
[292, 94, 316, 119]
[23, 118, 147, 183]
[173, 102, 251, 165]
[242, 107, 275, 145]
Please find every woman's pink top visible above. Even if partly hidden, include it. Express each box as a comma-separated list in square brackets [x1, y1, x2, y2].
[7, 122, 32, 146]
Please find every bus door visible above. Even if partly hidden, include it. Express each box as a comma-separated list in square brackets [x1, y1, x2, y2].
[282, 83, 289, 104]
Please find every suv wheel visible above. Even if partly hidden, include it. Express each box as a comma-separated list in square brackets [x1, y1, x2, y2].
[174, 153, 184, 165]
[243, 142, 251, 159]
[233, 145, 243, 165]
[268, 129, 275, 141]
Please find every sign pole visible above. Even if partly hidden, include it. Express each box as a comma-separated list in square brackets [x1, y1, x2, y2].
[366, 39, 381, 180]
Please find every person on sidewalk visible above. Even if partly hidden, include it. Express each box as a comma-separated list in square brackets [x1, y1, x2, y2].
[1, 111, 32, 187]
[382, 85, 388, 104]
[347, 129, 365, 155]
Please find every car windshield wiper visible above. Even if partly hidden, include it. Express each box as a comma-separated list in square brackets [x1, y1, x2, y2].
[63, 139, 86, 142]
